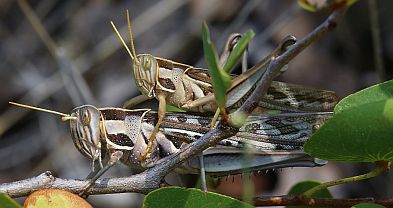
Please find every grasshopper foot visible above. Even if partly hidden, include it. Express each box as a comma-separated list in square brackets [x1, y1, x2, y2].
[138, 151, 151, 161]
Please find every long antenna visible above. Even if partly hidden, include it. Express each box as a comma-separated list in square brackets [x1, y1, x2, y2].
[111, 21, 134, 61]
[126, 10, 139, 65]
[8, 102, 76, 121]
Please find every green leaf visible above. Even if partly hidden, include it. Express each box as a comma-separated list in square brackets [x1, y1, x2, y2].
[335, 80, 393, 114]
[223, 30, 255, 73]
[305, 81, 393, 162]
[143, 187, 253, 208]
[352, 203, 386, 208]
[286, 180, 332, 208]
[166, 104, 186, 112]
[202, 22, 232, 109]
[0, 193, 21, 208]
[305, 98, 393, 162]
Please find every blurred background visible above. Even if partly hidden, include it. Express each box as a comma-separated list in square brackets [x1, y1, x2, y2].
[0, 0, 392, 207]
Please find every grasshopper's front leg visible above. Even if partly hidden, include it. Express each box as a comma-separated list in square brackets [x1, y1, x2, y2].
[139, 93, 167, 160]
[79, 151, 123, 197]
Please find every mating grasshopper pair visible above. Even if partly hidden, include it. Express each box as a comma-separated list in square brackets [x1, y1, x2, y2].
[111, 11, 338, 160]
[9, 10, 339, 194]
[9, 102, 330, 176]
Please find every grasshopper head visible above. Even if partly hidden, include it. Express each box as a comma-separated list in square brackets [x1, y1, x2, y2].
[69, 105, 105, 164]
[133, 54, 158, 98]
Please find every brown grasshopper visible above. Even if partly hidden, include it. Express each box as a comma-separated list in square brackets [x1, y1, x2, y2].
[9, 102, 330, 177]
[111, 11, 338, 160]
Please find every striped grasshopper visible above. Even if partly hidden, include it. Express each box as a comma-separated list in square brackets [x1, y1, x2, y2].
[9, 102, 330, 177]
[111, 11, 338, 160]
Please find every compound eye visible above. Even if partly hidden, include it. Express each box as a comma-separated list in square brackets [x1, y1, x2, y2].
[81, 110, 91, 126]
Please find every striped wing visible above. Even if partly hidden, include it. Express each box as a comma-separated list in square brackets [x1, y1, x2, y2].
[159, 112, 331, 150]
[146, 112, 331, 175]
[260, 81, 338, 112]
[184, 67, 338, 113]
[227, 112, 332, 150]
[226, 80, 338, 113]
[183, 112, 331, 175]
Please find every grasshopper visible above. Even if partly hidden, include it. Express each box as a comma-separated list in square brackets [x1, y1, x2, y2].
[111, 11, 338, 160]
[10, 102, 330, 178]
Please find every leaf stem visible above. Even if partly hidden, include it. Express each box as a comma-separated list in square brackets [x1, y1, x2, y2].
[303, 162, 390, 197]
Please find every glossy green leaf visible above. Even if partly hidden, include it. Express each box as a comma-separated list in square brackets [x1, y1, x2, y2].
[202, 22, 232, 109]
[335, 80, 393, 114]
[0, 193, 21, 208]
[351, 203, 386, 208]
[223, 30, 255, 73]
[287, 180, 332, 208]
[305, 98, 393, 162]
[143, 187, 253, 208]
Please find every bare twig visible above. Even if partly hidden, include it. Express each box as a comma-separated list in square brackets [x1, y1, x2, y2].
[1, 5, 350, 207]
[4, 172, 393, 207]
[368, 0, 386, 82]
[252, 195, 393, 207]
[0, 171, 154, 197]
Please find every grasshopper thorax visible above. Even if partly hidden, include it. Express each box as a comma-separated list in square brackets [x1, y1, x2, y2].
[133, 54, 158, 98]
[69, 105, 105, 164]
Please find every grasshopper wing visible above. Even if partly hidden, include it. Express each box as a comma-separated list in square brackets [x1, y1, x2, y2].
[258, 81, 338, 112]
[227, 80, 338, 113]
[178, 112, 331, 175]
